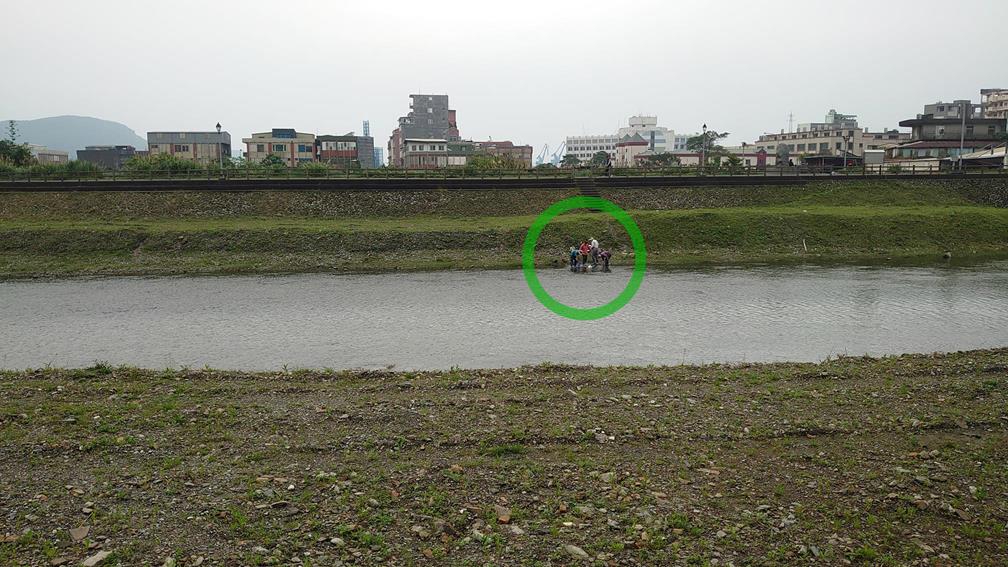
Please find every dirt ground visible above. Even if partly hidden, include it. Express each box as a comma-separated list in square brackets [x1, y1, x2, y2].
[1, 350, 1006, 566]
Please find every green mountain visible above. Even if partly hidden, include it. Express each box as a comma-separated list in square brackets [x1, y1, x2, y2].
[4, 115, 147, 159]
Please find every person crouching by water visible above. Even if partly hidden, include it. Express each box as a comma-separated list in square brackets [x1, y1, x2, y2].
[569, 246, 578, 272]
[578, 241, 591, 272]
[599, 249, 612, 272]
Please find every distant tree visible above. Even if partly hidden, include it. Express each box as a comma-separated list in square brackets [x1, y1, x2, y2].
[533, 162, 557, 170]
[588, 151, 610, 167]
[639, 153, 681, 167]
[7, 120, 16, 142]
[687, 130, 730, 166]
[561, 154, 581, 168]
[0, 140, 33, 166]
[467, 154, 526, 171]
[260, 155, 286, 169]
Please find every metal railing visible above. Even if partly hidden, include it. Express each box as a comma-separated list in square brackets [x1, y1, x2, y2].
[2, 164, 1006, 183]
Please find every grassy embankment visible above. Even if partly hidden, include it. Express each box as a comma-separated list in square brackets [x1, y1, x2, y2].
[1, 179, 1007, 278]
[1, 349, 1006, 565]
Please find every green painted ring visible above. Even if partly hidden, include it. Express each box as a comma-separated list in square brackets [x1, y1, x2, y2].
[522, 196, 647, 320]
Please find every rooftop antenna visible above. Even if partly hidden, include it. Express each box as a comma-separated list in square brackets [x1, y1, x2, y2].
[363, 120, 370, 137]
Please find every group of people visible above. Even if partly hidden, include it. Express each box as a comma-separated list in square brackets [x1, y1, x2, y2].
[568, 237, 611, 273]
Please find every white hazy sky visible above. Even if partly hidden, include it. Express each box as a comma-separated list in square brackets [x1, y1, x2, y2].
[3, 0, 1007, 155]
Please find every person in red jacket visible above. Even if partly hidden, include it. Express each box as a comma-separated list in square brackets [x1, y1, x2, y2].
[578, 241, 591, 272]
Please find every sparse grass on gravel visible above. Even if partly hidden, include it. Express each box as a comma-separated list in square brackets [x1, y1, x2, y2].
[1, 350, 1006, 565]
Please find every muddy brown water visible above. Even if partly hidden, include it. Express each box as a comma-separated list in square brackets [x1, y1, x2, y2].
[2, 264, 1007, 370]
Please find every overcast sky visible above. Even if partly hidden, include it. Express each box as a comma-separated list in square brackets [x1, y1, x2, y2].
[3, 0, 1006, 157]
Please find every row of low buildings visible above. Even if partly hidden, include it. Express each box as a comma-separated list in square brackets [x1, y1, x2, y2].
[561, 87, 1008, 169]
[68, 125, 385, 170]
[387, 94, 534, 169]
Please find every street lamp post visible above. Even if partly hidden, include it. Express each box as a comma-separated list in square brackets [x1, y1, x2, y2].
[958, 101, 967, 172]
[215, 122, 223, 174]
[701, 123, 707, 174]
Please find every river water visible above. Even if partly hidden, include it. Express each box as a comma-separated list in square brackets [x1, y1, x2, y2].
[2, 264, 1007, 370]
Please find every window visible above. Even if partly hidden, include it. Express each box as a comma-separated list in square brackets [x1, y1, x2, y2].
[820, 143, 829, 151]
[173, 144, 189, 152]
[966, 126, 974, 136]
[257, 144, 265, 152]
[150, 144, 159, 150]
[835, 142, 842, 150]
[797, 144, 806, 151]
[297, 144, 311, 153]
[273, 144, 285, 152]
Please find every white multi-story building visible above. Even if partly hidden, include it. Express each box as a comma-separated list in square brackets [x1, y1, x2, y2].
[565, 115, 694, 164]
[564, 134, 618, 163]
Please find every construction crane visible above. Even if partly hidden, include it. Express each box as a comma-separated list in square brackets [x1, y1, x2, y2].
[534, 144, 550, 166]
[548, 141, 567, 166]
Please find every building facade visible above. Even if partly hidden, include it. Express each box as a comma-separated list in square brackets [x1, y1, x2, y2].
[147, 131, 231, 165]
[755, 110, 908, 160]
[76, 145, 137, 170]
[388, 94, 460, 167]
[315, 134, 375, 169]
[472, 140, 534, 168]
[28, 145, 69, 165]
[402, 139, 449, 169]
[887, 106, 1006, 161]
[373, 147, 385, 168]
[564, 134, 618, 164]
[242, 129, 316, 166]
[566, 116, 692, 165]
[615, 133, 648, 166]
[981, 88, 1008, 119]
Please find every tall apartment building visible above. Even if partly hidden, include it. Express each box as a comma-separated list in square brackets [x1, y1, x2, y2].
[76, 145, 137, 170]
[316, 134, 375, 169]
[147, 131, 231, 165]
[388, 94, 460, 167]
[981, 88, 1008, 119]
[242, 129, 316, 166]
[755, 110, 908, 159]
[373, 147, 385, 168]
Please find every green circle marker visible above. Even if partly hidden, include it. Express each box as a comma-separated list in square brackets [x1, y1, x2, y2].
[522, 196, 647, 320]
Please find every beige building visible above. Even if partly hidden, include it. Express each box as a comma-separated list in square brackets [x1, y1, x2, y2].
[402, 138, 448, 169]
[28, 145, 69, 165]
[755, 111, 908, 160]
[981, 88, 1008, 119]
[242, 129, 316, 166]
[147, 132, 231, 165]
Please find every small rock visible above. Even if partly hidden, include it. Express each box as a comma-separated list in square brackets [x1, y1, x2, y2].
[599, 472, 615, 483]
[191, 557, 204, 566]
[509, 525, 525, 536]
[49, 558, 70, 566]
[715, 530, 727, 538]
[161, 558, 176, 567]
[81, 551, 112, 567]
[494, 504, 511, 524]
[69, 525, 90, 542]
[563, 544, 590, 560]
[330, 537, 345, 546]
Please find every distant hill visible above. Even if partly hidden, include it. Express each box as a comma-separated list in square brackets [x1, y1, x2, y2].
[2, 115, 147, 159]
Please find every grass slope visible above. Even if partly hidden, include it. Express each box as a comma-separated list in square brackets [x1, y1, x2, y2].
[1, 180, 1007, 277]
